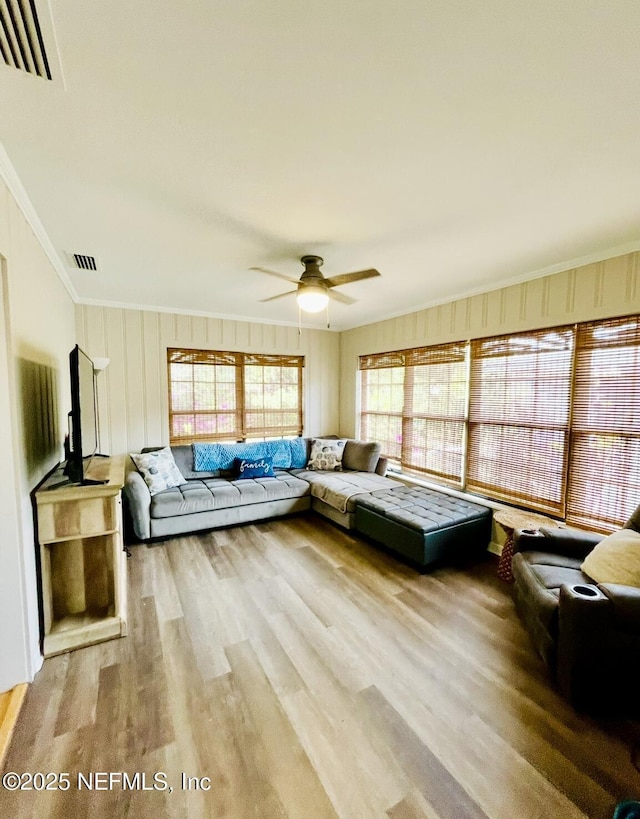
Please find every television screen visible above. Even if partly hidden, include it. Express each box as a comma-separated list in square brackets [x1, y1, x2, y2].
[73, 345, 98, 458]
[65, 344, 99, 483]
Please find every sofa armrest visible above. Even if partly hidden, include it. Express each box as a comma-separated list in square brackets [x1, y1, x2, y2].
[598, 583, 640, 628]
[513, 526, 603, 560]
[557, 582, 640, 714]
[375, 456, 389, 477]
[124, 470, 151, 540]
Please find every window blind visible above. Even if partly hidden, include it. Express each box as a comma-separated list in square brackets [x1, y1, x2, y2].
[359, 343, 468, 481]
[403, 342, 468, 483]
[167, 348, 303, 444]
[467, 328, 574, 515]
[567, 316, 640, 531]
[359, 351, 405, 461]
[168, 348, 243, 444]
[243, 353, 304, 438]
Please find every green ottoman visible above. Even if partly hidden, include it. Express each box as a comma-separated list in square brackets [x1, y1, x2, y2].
[354, 485, 492, 571]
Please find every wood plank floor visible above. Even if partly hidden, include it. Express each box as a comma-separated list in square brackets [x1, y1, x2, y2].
[0, 685, 28, 768]
[1, 515, 639, 818]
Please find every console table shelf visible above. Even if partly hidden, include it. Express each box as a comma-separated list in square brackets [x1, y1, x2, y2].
[35, 456, 127, 657]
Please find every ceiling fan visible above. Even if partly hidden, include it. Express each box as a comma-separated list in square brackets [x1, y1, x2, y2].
[251, 255, 381, 313]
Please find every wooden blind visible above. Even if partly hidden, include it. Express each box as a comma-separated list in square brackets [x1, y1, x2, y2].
[567, 316, 640, 531]
[359, 351, 405, 461]
[168, 348, 243, 444]
[168, 348, 304, 444]
[467, 327, 574, 515]
[403, 342, 468, 483]
[358, 313, 640, 529]
[359, 343, 467, 480]
[243, 353, 304, 438]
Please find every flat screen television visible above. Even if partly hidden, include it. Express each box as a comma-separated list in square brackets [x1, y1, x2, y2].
[63, 344, 104, 485]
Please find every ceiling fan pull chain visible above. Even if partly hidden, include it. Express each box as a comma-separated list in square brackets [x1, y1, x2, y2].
[298, 304, 302, 335]
[326, 300, 330, 329]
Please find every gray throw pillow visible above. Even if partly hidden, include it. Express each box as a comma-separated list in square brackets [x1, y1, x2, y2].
[343, 440, 381, 472]
[307, 438, 347, 471]
[130, 447, 186, 495]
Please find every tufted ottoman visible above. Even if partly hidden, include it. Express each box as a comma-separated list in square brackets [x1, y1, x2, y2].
[354, 485, 492, 571]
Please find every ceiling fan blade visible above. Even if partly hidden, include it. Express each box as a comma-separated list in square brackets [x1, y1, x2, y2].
[250, 266, 300, 285]
[327, 289, 356, 305]
[324, 268, 381, 288]
[259, 289, 298, 303]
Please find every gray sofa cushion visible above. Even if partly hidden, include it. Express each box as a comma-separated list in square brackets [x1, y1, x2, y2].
[150, 471, 309, 518]
[342, 440, 381, 473]
[512, 550, 590, 636]
[170, 445, 219, 479]
[291, 469, 399, 513]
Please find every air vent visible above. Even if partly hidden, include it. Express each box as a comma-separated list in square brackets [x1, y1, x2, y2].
[0, 0, 52, 80]
[71, 254, 98, 272]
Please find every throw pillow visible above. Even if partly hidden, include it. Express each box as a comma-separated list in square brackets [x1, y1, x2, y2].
[307, 438, 347, 471]
[234, 456, 275, 480]
[130, 447, 186, 496]
[581, 529, 640, 587]
[343, 440, 381, 472]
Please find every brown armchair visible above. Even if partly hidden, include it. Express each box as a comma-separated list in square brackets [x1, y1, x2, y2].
[512, 512, 640, 715]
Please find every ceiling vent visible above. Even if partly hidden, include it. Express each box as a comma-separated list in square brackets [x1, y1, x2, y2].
[69, 253, 99, 272]
[0, 0, 52, 80]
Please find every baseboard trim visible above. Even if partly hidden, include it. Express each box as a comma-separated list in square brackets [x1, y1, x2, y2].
[0, 684, 28, 767]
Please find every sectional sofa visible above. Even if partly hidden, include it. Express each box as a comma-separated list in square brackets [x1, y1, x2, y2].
[125, 438, 400, 540]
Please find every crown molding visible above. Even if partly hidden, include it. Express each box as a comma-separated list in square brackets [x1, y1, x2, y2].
[5, 134, 637, 337]
[75, 296, 340, 332]
[340, 241, 640, 332]
[77, 238, 640, 335]
[0, 141, 78, 302]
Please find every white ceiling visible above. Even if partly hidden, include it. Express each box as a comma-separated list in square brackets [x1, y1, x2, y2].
[1, 1, 640, 331]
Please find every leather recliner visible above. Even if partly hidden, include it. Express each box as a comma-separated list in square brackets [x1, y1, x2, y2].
[511, 509, 640, 715]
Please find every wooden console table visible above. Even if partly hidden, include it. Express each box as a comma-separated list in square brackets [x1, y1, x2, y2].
[35, 455, 127, 657]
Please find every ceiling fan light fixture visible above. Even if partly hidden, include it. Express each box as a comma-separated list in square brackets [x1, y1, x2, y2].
[296, 286, 329, 313]
[254, 254, 381, 315]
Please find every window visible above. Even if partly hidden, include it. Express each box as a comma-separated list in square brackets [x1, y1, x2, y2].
[567, 317, 640, 530]
[359, 314, 640, 531]
[359, 342, 467, 483]
[167, 348, 303, 444]
[243, 353, 305, 439]
[360, 351, 405, 462]
[403, 343, 468, 483]
[467, 328, 574, 515]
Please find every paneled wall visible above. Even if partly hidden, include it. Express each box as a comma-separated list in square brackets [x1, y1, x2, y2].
[0, 175, 76, 692]
[75, 306, 341, 455]
[340, 251, 640, 436]
[77, 252, 640, 452]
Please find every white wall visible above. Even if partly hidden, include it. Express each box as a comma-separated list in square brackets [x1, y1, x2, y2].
[0, 177, 76, 692]
[340, 251, 640, 436]
[75, 305, 341, 454]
